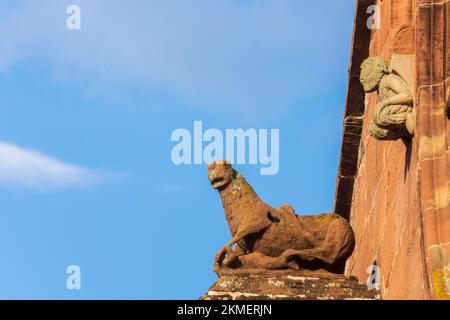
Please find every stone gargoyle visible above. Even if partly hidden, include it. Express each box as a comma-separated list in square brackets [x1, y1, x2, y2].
[360, 56, 414, 140]
[208, 161, 355, 274]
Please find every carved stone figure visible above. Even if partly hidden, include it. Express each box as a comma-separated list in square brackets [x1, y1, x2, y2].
[360, 56, 414, 140]
[208, 161, 355, 274]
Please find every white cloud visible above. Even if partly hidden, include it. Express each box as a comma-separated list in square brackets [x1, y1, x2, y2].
[0, 0, 353, 119]
[0, 141, 100, 189]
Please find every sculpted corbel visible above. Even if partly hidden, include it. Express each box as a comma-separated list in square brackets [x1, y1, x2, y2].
[360, 56, 414, 140]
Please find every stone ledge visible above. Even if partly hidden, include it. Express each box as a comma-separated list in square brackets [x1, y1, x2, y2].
[200, 270, 381, 300]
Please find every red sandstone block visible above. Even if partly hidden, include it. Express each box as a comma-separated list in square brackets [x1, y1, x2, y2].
[423, 208, 439, 247]
[438, 206, 450, 243]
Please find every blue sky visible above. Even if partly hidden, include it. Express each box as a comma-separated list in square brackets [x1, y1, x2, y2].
[0, 0, 355, 299]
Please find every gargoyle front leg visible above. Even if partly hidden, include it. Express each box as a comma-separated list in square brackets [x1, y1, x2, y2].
[214, 239, 237, 264]
[213, 244, 246, 273]
[214, 230, 248, 268]
[214, 239, 239, 266]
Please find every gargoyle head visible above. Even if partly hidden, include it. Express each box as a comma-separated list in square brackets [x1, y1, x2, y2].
[360, 56, 390, 92]
[208, 160, 234, 190]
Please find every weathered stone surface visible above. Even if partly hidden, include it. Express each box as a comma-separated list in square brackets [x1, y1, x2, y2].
[200, 270, 380, 300]
[208, 161, 355, 274]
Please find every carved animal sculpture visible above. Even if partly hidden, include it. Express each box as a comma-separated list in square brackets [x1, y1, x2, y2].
[208, 161, 355, 274]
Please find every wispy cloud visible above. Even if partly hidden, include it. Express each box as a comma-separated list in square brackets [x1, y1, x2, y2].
[0, 141, 100, 189]
[0, 0, 353, 119]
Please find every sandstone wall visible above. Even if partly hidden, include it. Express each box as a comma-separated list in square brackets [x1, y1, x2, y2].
[336, 0, 450, 300]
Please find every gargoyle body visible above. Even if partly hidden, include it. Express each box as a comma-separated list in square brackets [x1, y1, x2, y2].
[208, 161, 355, 274]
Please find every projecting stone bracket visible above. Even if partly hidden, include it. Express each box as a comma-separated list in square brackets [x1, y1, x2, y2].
[200, 269, 381, 300]
[360, 55, 415, 140]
